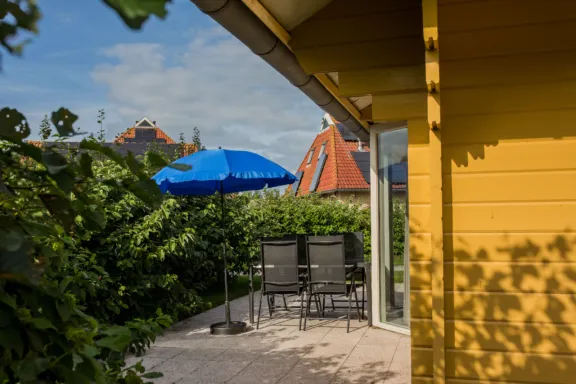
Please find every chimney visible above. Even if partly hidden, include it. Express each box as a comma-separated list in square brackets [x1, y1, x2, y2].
[153, 121, 156, 126]
[357, 139, 364, 152]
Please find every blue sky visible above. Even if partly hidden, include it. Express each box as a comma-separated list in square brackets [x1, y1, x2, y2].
[0, 0, 322, 171]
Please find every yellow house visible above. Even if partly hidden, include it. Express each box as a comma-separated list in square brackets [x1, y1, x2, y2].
[190, 1, 576, 383]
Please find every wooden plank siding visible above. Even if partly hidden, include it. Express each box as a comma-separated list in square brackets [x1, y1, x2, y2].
[289, 0, 424, 74]
[262, 0, 576, 382]
[439, 1, 576, 383]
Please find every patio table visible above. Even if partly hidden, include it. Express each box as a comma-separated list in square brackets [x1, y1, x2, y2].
[248, 261, 372, 327]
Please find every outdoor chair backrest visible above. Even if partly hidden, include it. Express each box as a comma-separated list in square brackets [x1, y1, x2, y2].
[306, 235, 347, 294]
[260, 236, 300, 294]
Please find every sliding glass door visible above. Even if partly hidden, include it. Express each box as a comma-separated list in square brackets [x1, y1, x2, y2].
[377, 128, 409, 328]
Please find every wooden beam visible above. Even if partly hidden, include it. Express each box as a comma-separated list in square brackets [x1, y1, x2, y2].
[241, 0, 291, 46]
[294, 37, 423, 74]
[338, 65, 426, 97]
[241, 0, 368, 129]
[290, 7, 422, 50]
[372, 92, 427, 121]
[423, 1, 444, 384]
[315, 73, 369, 129]
[359, 105, 372, 121]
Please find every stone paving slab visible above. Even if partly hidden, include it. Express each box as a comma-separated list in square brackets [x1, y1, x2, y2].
[136, 292, 410, 383]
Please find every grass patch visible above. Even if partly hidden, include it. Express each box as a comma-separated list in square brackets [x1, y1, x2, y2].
[200, 275, 262, 311]
[394, 270, 404, 284]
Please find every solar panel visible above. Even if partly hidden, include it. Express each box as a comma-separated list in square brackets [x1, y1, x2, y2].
[309, 153, 327, 192]
[390, 162, 408, 184]
[336, 123, 359, 141]
[351, 152, 370, 184]
[292, 171, 304, 196]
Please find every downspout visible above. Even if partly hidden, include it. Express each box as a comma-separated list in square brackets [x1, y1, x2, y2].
[189, 0, 370, 142]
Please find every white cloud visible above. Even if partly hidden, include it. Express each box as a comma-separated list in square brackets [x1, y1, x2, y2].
[90, 26, 322, 172]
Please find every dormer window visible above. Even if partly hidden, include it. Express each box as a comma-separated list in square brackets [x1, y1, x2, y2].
[318, 142, 327, 159]
[307, 148, 316, 164]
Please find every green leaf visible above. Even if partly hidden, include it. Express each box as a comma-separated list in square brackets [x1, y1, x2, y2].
[51, 108, 79, 137]
[19, 219, 57, 237]
[0, 328, 24, 357]
[0, 108, 30, 140]
[51, 171, 76, 194]
[56, 301, 71, 322]
[146, 151, 168, 167]
[72, 352, 84, 371]
[125, 180, 162, 207]
[42, 149, 68, 175]
[0, 230, 23, 252]
[142, 371, 163, 379]
[102, 0, 170, 30]
[79, 153, 94, 178]
[17, 141, 44, 163]
[126, 151, 143, 175]
[81, 344, 99, 358]
[95, 326, 131, 352]
[79, 140, 126, 167]
[17, 356, 51, 381]
[0, 178, 15, 196]
[82, 207, 106, 230]
[0, 291, 16, 309]
[82, 354, 106, 384]
[27, 318, 56, 330]
[168, 163, 192, 171]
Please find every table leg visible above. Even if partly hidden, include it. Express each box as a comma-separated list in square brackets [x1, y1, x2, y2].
[249, 266, 254, 324]
[366, 262, 372, 327]
[361, 267, 365, 320]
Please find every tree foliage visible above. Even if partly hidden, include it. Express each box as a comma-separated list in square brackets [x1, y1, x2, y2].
[39, 115, 51, 142]
[0, 2, 372, 383]
[0, 1, 174, 382]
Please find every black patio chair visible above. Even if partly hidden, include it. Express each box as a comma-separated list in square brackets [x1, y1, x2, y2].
[256, 236, 306, 330]
[303, 235, 362, 333]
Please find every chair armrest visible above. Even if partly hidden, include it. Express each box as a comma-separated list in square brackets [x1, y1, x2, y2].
[346, 267, 361, 279]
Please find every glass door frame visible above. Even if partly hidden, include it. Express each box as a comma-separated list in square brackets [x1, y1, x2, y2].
[369, 122, 411, 335]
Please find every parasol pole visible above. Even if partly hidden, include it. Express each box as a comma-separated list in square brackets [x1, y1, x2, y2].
[221, 184, 231, 326]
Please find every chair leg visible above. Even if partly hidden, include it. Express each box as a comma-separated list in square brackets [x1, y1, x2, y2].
[256, 290, 264, 330]
[322, 296, 326, 317]
[303, 292, 313, 331]
[299, 291, 305, 331]
[354, 283, 362, 321]
[282, 294, 289, 311]
[330, 295, 336, 311]
[347, 291, 353, 333]
[314, 295, 323, 318]
[267, 295, 274, 317]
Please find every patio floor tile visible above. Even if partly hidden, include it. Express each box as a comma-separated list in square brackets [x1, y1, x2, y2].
[145, 292, 410, 383]
[176, 361, 250, 383]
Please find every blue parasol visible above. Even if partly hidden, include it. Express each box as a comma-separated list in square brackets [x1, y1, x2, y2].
[152, 149, 297, 334]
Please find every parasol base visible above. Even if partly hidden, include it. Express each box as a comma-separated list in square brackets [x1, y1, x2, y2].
[210, 321, 248, 336]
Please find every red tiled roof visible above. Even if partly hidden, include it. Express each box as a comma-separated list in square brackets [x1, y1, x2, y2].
[114, 126, 176, 144]
[289, 121, 370, 196]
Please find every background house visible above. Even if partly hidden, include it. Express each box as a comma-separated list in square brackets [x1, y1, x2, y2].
[29, 117, 196, 158]
[289, 114, 371, 204]
[290, 113, 406, 206]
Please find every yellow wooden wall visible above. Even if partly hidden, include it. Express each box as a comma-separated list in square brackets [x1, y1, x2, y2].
[436, 0, 576, 383]
[290, 0, 576, 383]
